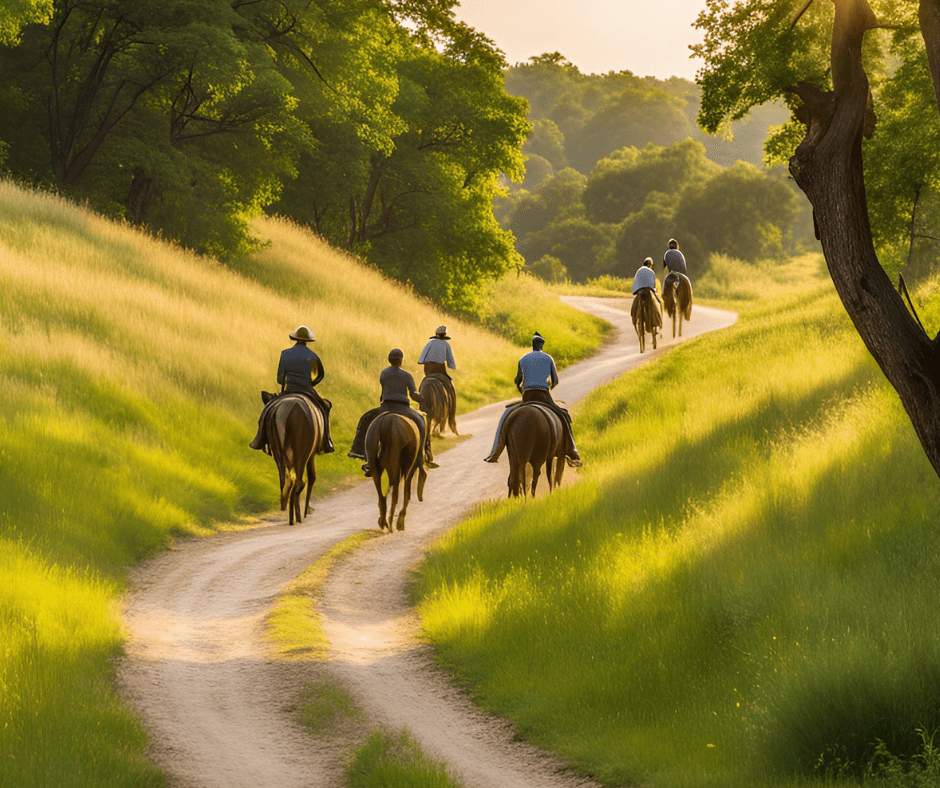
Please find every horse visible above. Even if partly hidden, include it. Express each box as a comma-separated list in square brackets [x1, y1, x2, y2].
[504, 403, 566, 498]
[662, 271, 693, 337]
[631, 288, 661, 353]
[365, 412, 428, 532]
[419, 374, 458, 437]
[260, 392, 325, 525]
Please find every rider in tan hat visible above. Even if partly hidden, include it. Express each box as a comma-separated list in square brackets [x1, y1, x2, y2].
[417, 325, 457, 402]
[249, 326, 334, 453]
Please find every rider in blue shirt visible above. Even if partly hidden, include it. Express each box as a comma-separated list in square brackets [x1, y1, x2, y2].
[485, 332, 582, 467]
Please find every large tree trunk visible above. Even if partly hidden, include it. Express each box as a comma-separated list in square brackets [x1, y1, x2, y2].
[789, 0, 940, 476]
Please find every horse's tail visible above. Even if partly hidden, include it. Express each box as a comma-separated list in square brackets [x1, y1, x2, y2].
[678, 274, 693, 320]
[662, 273, 678, 317]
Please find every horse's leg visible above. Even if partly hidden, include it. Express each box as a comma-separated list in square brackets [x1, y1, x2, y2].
[372, 473, 388, 531]
[530, 460, 542, 497]
[397, 471, 412, 531]
[304, 456, 315, 517]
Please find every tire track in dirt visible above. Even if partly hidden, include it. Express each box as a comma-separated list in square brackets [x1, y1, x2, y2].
[118, 298, 736, 788]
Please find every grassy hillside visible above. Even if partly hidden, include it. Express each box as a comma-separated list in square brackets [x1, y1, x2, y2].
[0, 181, 607, 787]
[415, 261, 940, 787]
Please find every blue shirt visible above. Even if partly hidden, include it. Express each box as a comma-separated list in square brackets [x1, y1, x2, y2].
[515, 350, 558, 391]
[278, 344, 324, 393]
[632, 266, 657, 294]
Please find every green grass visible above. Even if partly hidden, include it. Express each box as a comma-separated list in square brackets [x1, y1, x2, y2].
[0, 181, 604, 787]
[266, 531, 379, 660]
[414, 259, 940, 787]
[347, 728, 467, 788]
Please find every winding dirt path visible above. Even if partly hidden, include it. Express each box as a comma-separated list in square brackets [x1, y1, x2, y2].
[118, 297, 737, 788]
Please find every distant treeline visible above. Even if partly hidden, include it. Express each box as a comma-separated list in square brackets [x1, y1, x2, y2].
[497, 54, 817, 283]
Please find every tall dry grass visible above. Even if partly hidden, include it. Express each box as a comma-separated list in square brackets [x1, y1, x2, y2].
[0, 180, 605, 787]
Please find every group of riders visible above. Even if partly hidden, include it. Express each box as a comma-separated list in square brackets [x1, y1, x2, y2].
[630, 238, 689, 326]
[249, 237, 688, 478]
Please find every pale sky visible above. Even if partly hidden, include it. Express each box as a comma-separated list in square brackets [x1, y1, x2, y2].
[453, 0, 709, 80]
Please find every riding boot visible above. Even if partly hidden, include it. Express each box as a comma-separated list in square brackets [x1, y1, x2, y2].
[248, 423, 266, 451]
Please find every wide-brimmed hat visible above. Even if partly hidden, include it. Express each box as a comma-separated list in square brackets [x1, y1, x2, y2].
[430, 325, 450, 339]
[290, 325, 315, 342]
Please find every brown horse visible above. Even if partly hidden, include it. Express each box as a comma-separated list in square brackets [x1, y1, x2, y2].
[662, 272, 693, 337]
[365, 412, 428, 532]
[261, 392, 325, 525]
[631, 289, 661, 353]
[419, 374, 458, 437]
[504, 403, 566, 498]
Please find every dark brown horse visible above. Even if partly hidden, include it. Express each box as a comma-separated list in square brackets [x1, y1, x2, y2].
[261, 392, 325, 525]
[419, 374, 458, 437]
[365, 412, 428, 532]
[504, 403, 566, 498]
[662, 271, 693, 337]
[631, 289, 661, 353]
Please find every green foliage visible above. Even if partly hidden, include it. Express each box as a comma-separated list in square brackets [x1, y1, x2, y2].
[674, 161, 799, 262]
[583, 139, 719, 224]
[694, 0, 940, 280]
[0, 0, 530, 303]
[526, 254, 568, 283]
[0, 0, 50, 44]
[519, 214, 617, 283]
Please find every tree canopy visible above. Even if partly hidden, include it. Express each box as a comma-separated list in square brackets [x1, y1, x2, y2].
[0, 0, 529, 310]
[694, 0, 940, 480]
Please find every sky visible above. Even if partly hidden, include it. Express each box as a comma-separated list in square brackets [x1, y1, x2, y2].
[452, 0, 710, 81]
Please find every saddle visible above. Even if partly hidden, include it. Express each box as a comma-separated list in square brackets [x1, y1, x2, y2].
[484, 400, 563, 463]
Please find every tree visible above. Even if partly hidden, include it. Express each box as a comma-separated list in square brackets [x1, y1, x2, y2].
[582, 139, 719, 224]
[272, 5, 529, 310]
[674, 161, 798, 262]
[695, 0, 940, 477]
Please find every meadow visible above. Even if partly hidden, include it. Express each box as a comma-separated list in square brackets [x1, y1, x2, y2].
[415, 255, 940, 787]
[0, 181, 606, 787]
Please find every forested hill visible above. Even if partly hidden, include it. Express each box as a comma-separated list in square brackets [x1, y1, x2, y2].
[504, 53, 790, 178]
[497, 54, 815, 285]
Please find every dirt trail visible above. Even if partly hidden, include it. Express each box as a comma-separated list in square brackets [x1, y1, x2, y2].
[119, 297, 737, 788]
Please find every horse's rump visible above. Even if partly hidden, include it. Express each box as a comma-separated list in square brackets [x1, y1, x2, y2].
[632, 289, 662, 329]
[419, 374, 457, 436]
[664, 272, 692, 320]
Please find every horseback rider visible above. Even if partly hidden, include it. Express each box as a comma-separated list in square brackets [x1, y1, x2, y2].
[347, 348, 438, 476]
[484, 332, 582, 467]
[631, 258, 663, 335]
[418, 325, 457, 402]
[249, 326, 334, 454]
[632, 257, 662, 306]
[663, 238, 687, 277]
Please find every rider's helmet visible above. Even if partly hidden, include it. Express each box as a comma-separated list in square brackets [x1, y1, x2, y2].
[668, 238, 679, 249]
[290, 325, 315, 342]
[388, 348, 404, 363]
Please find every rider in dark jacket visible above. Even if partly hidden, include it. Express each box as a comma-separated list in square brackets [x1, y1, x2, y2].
[348, 348, 437, 476]
[249, 326, 334, 453]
